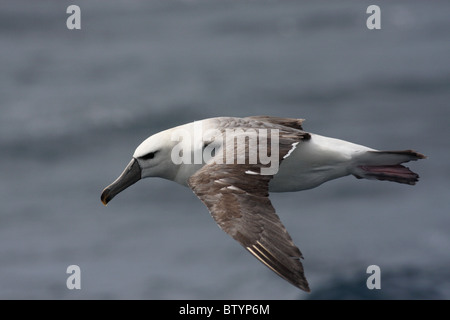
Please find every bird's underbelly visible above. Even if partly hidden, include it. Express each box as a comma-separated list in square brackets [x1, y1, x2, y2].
[269, 136, 355, 192]
[269, 165, 346, 192]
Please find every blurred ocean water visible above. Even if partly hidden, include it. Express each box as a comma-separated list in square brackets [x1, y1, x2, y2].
[0, 0, 449, 299]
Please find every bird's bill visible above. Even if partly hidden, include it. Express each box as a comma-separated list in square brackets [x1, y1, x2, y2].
[101, 158, 142, 205]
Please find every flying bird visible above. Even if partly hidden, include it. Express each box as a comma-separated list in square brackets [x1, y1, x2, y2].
[100, 116, 425, 292]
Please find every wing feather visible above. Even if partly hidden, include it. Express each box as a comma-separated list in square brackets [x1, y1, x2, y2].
[188, 119, 311, 291]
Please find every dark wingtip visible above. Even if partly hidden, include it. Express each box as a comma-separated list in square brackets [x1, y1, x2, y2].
[403, 149, 427, 160]
[298, 280, 311, 293]
[417, 152, 427, 159]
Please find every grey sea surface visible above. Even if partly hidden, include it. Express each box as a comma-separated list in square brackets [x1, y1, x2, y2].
[1, 0, 449, 299]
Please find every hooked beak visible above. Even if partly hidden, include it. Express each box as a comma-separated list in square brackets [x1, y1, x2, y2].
[101, 158, 142, 206]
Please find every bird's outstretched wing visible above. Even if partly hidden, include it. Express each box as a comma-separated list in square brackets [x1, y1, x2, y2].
[188, 121, 311, 291]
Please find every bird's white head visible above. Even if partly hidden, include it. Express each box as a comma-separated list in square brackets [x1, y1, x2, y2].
[100, 128, 179, 205]
[133, 129, 179, 181]
[101, 123, 203, 206]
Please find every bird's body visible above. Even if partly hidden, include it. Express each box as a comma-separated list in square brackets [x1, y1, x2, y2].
[101, 116, 425, 292]
[270, 132, 373, 192]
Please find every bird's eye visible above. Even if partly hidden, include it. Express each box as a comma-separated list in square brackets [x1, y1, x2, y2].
[141, 152, 156, 160]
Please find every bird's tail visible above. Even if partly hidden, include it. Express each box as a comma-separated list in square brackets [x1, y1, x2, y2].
[351, 150, 426, 185]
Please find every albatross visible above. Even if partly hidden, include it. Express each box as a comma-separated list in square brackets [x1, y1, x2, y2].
[100, 116, 425, 292]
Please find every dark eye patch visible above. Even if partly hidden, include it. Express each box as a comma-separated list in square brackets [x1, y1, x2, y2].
[141, 151, 157, 160]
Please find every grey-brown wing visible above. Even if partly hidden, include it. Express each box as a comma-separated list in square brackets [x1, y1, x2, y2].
[187, 127, 311, 291]
[245, 115, 305, 131]
[188, 164, 310, 292]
